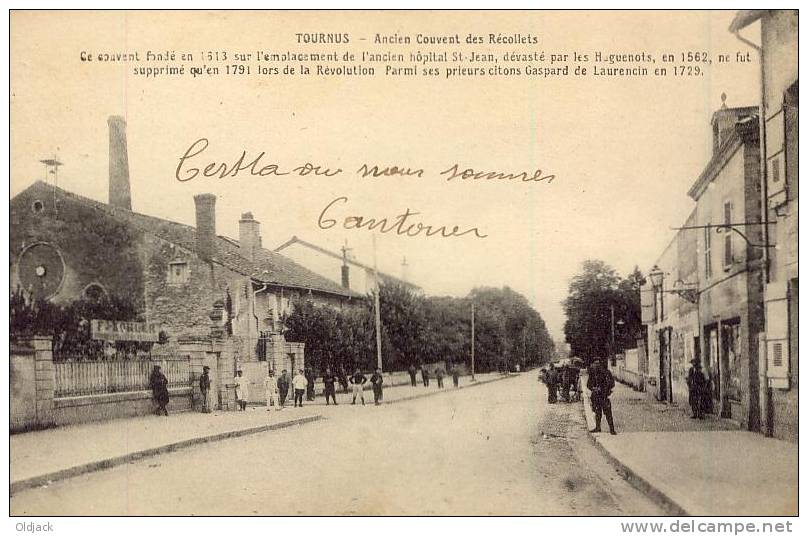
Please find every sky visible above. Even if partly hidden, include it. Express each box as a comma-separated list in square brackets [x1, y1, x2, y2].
[10, 11, 759, 340]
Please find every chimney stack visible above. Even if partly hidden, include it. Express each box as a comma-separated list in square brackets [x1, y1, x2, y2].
[238, 212, 261, 261]
[194, 194, 217, 262]
[108, 115, 132, 210]
[341, 265, 350, 289]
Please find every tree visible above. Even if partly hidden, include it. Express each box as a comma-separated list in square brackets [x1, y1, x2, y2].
[562, 260, 643, 365]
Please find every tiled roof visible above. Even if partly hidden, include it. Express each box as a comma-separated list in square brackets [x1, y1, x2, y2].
[15, 181, 360, 299]
[275, 235, 420, 290]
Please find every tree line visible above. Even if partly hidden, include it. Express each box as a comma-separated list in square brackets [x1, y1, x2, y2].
[283, 283, 556, 374]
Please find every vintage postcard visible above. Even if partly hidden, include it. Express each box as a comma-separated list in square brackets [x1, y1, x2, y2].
[8, 9, 799, 519]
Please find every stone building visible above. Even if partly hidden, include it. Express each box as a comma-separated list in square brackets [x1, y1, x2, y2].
[730, 9, 798, 441]
[687, 105, 765, 430]
[644, 102, 766, 432]
[11, 116, 361, 403]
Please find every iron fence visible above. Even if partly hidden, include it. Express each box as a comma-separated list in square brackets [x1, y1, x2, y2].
[54, 357, 191, 398]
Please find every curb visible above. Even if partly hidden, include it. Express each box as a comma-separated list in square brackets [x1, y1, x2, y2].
[10, 415, 323, 495]
[578, 399, 689, 516]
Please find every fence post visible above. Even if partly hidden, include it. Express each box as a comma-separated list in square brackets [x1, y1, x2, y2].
[179, 338, 211, 412]
[30, 336, 55, 428]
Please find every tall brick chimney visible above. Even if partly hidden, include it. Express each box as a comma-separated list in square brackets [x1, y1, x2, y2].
[107, 115, 132, 210]
[194, 194, 217, 262]
[341, 264, 350, 289]
[238, 212, 261, 261]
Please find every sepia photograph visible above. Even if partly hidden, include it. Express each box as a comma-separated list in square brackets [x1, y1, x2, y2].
[6, 7, 800, 522]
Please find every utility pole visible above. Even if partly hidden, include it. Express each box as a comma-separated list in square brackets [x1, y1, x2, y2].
[471, 301, 476, 381]
[610, 304, 616, 366]
[372, 234, 383, 372]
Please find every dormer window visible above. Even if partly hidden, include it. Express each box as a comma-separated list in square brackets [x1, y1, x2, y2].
[168, 260, 190, 284]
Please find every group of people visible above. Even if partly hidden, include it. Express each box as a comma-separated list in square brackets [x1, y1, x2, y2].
[539, 358, 617, 435]
[157, 361, 464, 416]
[540, 362, 581, 404]
[407, 364, 461, 389]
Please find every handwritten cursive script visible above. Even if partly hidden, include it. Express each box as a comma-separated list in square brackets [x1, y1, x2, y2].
[176, 138, 343, 182]
[318, 196, 488, 239]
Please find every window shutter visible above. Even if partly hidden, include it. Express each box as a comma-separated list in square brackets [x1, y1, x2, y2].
[723, 202, 733, 267]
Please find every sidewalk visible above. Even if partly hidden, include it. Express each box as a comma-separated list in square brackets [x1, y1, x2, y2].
[11, 372, 506, 494]
[581, 380, 798, 516]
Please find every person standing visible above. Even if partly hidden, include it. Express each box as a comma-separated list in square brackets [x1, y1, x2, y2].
[451, 364, 460, 388]
[560, 364, 571, 402]
[292, 369, 308, 407]
[421, 366, 430, 387]
[587, 359, 617, 434]
[305, 367, 316, 401]
[546, 363, 559, 404]
[350, 368, 368, 405]
[265, 369, 280, 411]
[150, 364, 170, 416]
[436, 367, 445, 388]
[370, 368, 384, 405]
[277, 369, 290, 408]
[234, 370, 249, 411]
[199, 365, 212, 413]
[686, 358, 706, 419]
[323, 367, 339, 405]
[408, 364, 418, 387]
[338, 365, 349, 393]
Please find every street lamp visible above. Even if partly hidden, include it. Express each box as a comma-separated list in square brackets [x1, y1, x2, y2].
[649, 265, 664, 290]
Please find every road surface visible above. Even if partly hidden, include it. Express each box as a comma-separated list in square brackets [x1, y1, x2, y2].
[11, 373, 663, 515]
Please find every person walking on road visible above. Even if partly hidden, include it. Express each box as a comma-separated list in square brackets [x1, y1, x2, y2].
[560, 364, 571, 402]
[408, 364, 418, 387]
[370, 368, 384, 405]
[687, 358, 707, 419]
[265, 369, 280, 411]
[436, 367, 445, 388]
[292, 369, 308, 407]
[451, 364, 460, 388]
[587, 359, 617, 435]
[199, 365, 212, 413]
[234, 370, 249, 411]
[350, 368, 368, 405]
[323, 368, 339, 405]
[150, 364, 170, 416]
[421, 367, 430, 387]
[277, 369, 290, 408]
[305, 367, 316, 401]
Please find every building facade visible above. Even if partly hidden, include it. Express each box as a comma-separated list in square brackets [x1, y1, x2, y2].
[644, 104, 766, 432]
[731, 9, 798, 441]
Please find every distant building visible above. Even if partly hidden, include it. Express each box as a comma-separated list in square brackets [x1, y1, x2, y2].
[10, 116, 360, 372]
[730, 10, 798, 441]
[275, 235, 421, 295]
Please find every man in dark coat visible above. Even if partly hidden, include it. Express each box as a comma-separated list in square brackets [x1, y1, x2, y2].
[149, 365, 170, 416]
[686, 358, 706, 419]
[370, 368, 384, 405]
[199, 365, 212, 413]
[421, 367, 430, 387]
[560, 365, 571, 402]
[587, 359, 617, 434]
[277, 369, 290, 407]
[451, 364, 460, 388]
[323, 367, 338, 405]
[545, 363, 559, 404]
[408, 364, 418, 387]
[305, 367, 316, 401]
